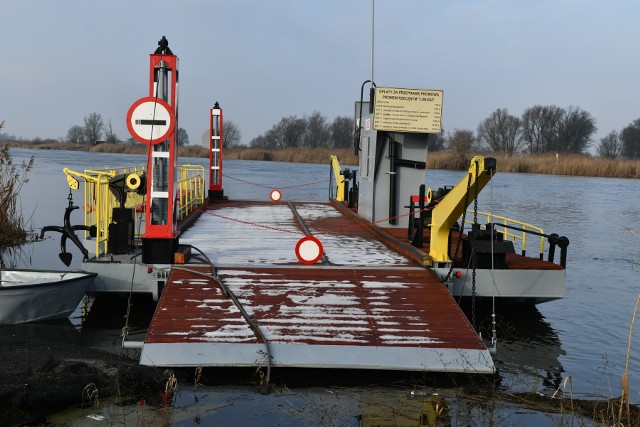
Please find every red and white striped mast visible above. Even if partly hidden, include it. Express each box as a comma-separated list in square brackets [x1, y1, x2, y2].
[126, 36, 180, 263]
[208, 101, 225, 200]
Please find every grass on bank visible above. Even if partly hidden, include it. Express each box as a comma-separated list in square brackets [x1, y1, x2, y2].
[5, 140, 640, 178]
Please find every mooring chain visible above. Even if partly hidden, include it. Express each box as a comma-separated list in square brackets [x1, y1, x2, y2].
[471, 160, 480, 329]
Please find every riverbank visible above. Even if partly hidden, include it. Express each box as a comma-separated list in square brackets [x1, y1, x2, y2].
[0, 329, 166, 426]
[4, 141, 640, 179]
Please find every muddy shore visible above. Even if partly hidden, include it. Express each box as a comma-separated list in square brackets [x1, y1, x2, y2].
[0, 331, 165, 427]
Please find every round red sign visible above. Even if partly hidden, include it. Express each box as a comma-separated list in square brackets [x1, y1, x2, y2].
[295, 236, 324, 265]
[126, 96, 176, 145]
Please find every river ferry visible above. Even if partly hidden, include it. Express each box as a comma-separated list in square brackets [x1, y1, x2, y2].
[41, 37, 569, 377]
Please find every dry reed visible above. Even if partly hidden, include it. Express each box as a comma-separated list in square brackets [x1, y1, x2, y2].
[0, 143, 34, 252]
[223, 147, 358, 165]
[428, 151, 640, 179]
[5, 139, 640, 178]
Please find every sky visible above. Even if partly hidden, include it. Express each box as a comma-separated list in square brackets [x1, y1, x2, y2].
[2, 0, 639, 149]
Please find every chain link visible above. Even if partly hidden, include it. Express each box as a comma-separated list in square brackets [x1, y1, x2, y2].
[471, 160, 479, 329]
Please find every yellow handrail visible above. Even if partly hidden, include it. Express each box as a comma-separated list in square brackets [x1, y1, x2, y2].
[471, 210, 546, 257]
[329, 155, 346, 201]
[64, 164, 205, 257]
[65, 166, 147, 256]
[176, 164, 206, 220]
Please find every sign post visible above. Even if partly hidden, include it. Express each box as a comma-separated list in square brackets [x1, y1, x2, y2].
[127, 36, 180, 264]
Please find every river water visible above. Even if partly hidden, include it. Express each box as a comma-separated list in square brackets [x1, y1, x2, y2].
[5, 147, 640, 425]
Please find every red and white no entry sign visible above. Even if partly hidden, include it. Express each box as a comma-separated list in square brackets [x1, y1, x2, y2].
[295, 236, 324, 265]
[126, 96, 176, 145]
[270, 189, 282, 202]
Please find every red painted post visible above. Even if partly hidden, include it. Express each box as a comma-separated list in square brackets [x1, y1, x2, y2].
[208, 101, 225, 201]
[138, 37, 180, 263]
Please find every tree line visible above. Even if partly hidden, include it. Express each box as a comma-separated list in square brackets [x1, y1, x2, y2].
[245, 105, 640, 159]
[6, 106, 640, 160]
[441, 105, 640, 159]
[65, 112, 194, 146]
[249, 111, 352, 149]
[63, 112, 248, 149]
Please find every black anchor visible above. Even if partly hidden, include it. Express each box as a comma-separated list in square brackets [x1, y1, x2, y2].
[40, 191, 91, 266]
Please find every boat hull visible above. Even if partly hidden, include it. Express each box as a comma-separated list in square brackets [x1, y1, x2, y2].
[82, 256, 169, 301]
[435, 266, 565, 304]
[0, 270, 97, 324]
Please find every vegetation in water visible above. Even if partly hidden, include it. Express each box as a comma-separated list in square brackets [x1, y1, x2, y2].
[0, 121, 34, 262]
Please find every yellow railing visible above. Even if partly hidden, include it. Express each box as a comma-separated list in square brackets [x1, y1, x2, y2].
[329, 155, 346, 201]
[65, 165, 146, 257]
[176, 164, 206, 220]
[470, 210, 546, 257]
[64, 164, 205, 257]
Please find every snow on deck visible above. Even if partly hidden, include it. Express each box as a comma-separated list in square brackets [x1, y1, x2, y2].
[180, 202, 411, 267]
[141, 201, 494, 373]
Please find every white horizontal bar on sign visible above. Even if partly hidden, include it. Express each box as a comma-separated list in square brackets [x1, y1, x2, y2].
[152, 151, 170, 158]
[211, 166, 219, 170]
[211, 148, 220, 152]
[211, 136, 221, 140]
[211, 111, 221, 116]
[151, 191, 169, 199]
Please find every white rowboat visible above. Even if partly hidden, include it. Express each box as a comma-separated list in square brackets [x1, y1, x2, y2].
[0, 269, 97, 324]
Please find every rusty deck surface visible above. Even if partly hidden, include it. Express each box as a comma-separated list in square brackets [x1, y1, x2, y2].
[140, 201, 494, 373]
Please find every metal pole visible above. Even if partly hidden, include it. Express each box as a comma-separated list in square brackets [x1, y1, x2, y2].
[370, 0, 374, 86]
[369, 0, 375, 112]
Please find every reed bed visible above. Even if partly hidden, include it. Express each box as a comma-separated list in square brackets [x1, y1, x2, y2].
[5, 140, 640, 178]
[0, 144, 33, 252]
[428, 151, 640, 179]
[223, 147, 358, 165]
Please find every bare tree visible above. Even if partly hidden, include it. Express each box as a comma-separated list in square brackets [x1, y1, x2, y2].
[104, 119, 118, 144]
[176, 127, 189, 146]
[66, 125, 86, 145]
[262, 127, 279, 149]
[596, 131, 622, 159]
[521, 105, 563, 154]
[303, 111, 330, 148]
[261, 116, 307, 149]
[249, 135, 267, 148]
[329, 115, 352, 149]
[427, 131, 446, 152]
[477, 108, 523, 154]
[447, 129, 476, 159]
[222, 120, 242, 148]
[83, 112, 104, 145]
[279, 116, 307, 148]
[556, 106, 596, 153]
[621, 118, 640, 159]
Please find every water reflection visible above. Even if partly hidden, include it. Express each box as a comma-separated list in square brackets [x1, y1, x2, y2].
[79, 294, 156, 356]
[474, 304, 566, 393]
[358, 392, 449, 426]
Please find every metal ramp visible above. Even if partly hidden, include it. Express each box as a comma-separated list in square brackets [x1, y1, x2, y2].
[139, 201, 494, 374]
